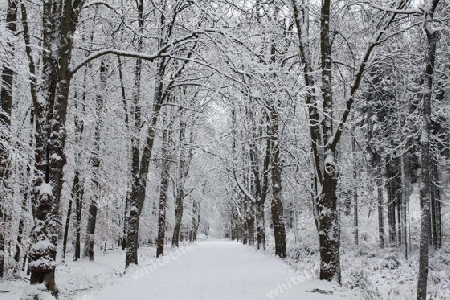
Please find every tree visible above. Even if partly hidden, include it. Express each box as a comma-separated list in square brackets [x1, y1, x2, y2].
[290, 0, 410, 281]
[25, 0, 85, 295]
[83, 61, 107, 261]
[0, 0, 17, 279]
[417, 0, 441, 299]
[156, 110, 172, 257]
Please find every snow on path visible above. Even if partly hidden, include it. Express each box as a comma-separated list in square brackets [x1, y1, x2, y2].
[77, 239, 346, 300]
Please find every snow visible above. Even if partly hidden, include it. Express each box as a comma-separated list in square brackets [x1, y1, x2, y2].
[20, 284, 55, 300]
[39, 183, 53, 196]
[2, 237, 448, 299]
[74, 240, 347, 300]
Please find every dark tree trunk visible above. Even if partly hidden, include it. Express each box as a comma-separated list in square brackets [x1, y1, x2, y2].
[15, 172, 30, 267]
[118, 56, 129, 252]
[317, 0, 341, 282]
[191, 200, 200, 242]
[125, 2, 169, 263]
[318, 168, 341, 281]
[372, 152, 385, 249]
[417, 2, 440, 299]
[270, 107, 286, 258]
[255, 201, 265, 250]
[430, 161, 442, 249]
[433, 163, 442, 249]
[246, 213, 255, 246]
[386, 159, 399, 246]
[61, 193, 73, 263]
[73, 170, 83, 261]
[172, 122, 184, 247]
[352, 134, 359, 246]
[83, 61, 107, 261]
[290, 0, 405, 283]
[15, 110, 34, 269]
[172, 116, 191, 248]
[400, 154, 408, 259]
[242, 211, 248, 245]
[27, 0, 83, 295]
[156, 125, 170, 258]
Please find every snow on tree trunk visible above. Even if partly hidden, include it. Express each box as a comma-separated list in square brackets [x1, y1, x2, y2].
[417, 1, 440, 299]
[172, 118, 187, 247]
[26, 0, 83, 295]
[157, 117, 170, 258]
[83, 61, 107, 261]
[0, 0, 17, 279]
[270, 107, 286, 258]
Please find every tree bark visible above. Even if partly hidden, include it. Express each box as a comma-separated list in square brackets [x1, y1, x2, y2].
[73, 169, 84, 261]
[118, 56, 129, 251]
[83, 61, 107, 261]
[417, 1, 440, 299]
[372, 152, 385, 249]
[0, 0, 17, 278]
[270, 107, 286, 258]
[61, 193, 72, 264]
[352, 133, 359, 246]
[172, 118, 187, 247]
[156, 122, 170, 258]
[400, 154, 408, 259]
[191, 200, 200, 241]
[28, 0, 83, 295]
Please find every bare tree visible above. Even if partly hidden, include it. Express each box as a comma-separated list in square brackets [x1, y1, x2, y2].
[417, 0, 441, 299]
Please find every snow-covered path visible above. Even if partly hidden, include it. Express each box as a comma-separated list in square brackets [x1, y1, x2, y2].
[78, 239, 346, 300]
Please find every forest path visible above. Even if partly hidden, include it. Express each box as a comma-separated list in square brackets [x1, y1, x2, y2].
[78, 239, 345, 300]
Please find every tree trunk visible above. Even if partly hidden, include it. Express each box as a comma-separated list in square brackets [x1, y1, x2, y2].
[352, 133, 359, 246]
[386, 159, 400, 246]
[246, 213, 255, 246]
[156, 124, 170, 258]
[16, 145, 31, 268]
[400, 154, 408, 259]
[373, 152, 385, 249]
[255, 201, 265, 250]
[430, 160, 442, 249]
[432, 163, 442, 249]
[73, 170, 84, 261]
[172, 120, 187, 247]
[126, 0, 169, 266]
[73, 29, 91, 261]
[0, 0, 17, 278]
[417, 2, 440, 298]
[270, 107, 286, 258]
[61, 194, 73, 263]
[118, 56, 129, 251]
[247, 107, 270, 251]
[192, 200, 200, 241]
[83, 61, 107, 261]
[28, 0, 82, 295]
[125, 0, 144, 259]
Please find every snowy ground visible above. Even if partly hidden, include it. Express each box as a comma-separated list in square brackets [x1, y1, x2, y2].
[0, 246, 155, 300]
[0, 238, 450, 300]
[0, 240, 353, 300]
[73, 239, 349, 300]
[1, 238, 449, 299]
